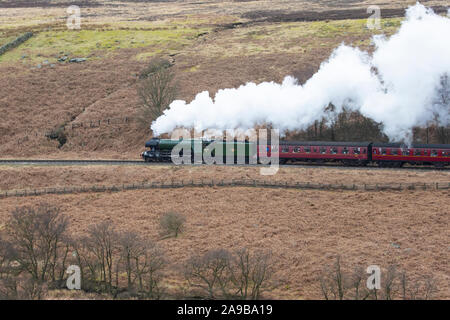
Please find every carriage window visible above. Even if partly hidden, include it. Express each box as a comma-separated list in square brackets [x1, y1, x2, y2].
[282, 147, 290, 153]
[381, 149, 387, 155]
[331, 147, 338, 154]
[320, 147, 327, 154]
[393, 149, 400, 156]
[353, 148, 361, 155]
[313, 147, 318, 153]
[402, 149, 409, 156]
[293, 147, 301, 153]
[431, 150, 438, 157]
[414, 149, 421, 156]
[304, 147, 311, 153]
[443, 151, 450, 157]
[342, 147, 349, 154]
[362, 148, 366, 154]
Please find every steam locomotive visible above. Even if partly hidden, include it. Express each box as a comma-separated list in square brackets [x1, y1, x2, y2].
[142, 138, 450, 168]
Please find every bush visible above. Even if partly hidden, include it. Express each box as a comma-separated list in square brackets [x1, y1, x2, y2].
[45, 125, 67, 148]
[138, 58, 173, 79]
[160, 212, 186, 238]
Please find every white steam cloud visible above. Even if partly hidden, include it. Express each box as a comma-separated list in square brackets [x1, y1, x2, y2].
[151, 3, 450, 142]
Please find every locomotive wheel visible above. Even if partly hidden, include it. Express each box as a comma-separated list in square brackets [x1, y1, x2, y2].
[433, 162, 446, 168]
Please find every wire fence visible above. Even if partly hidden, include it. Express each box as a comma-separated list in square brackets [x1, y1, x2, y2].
[15, 117, 138, 144]
[1, 179, 449, 199]
[68, 117, 135, 129]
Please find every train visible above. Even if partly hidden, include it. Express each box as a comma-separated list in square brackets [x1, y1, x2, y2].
[141, 138, 450, 168]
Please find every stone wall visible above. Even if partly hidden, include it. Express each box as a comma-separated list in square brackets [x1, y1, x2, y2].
[0, 32, 33, 56]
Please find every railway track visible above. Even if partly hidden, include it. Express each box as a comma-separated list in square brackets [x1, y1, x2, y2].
[0, 159, 448, 171]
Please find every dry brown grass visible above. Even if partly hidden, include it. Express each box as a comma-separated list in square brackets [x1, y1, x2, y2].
[0, 186, 448, 299]
[0, 164, 449, 191]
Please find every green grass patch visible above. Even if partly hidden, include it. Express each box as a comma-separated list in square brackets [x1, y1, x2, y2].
[195, 17, 403, 58]
[0, 34, 18, 47]
[0, 26, 210, 63]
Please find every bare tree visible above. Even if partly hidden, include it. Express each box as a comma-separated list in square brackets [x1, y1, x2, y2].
[117, 231, 166, 298]
[320, 257, 369, 300]
[85, 221, 119, 293]
[139, 242, 166, 299]
[184, 249, 232, 299]
[0, 234, 20, 299]
[432, 74, 450, 144]
[0, 234, 17, 281]
[6, 204, 69, 284]
[229, 248, 273, 300]
[347, 266, 371, 300]
[319, 257, 439, 300]
[400, 272, 438, 300]
[137, 58, 177, 128]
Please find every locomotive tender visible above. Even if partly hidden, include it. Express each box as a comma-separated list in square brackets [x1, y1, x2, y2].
[142, 138, 450, 168]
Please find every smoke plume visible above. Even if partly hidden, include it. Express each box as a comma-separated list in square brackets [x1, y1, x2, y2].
[151, 3, 450, 142]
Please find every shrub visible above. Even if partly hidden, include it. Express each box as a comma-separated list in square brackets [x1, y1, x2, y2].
[45, 125, 67, 148]
[138, 58, 173, 79]
[160, 212, 186, 238]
